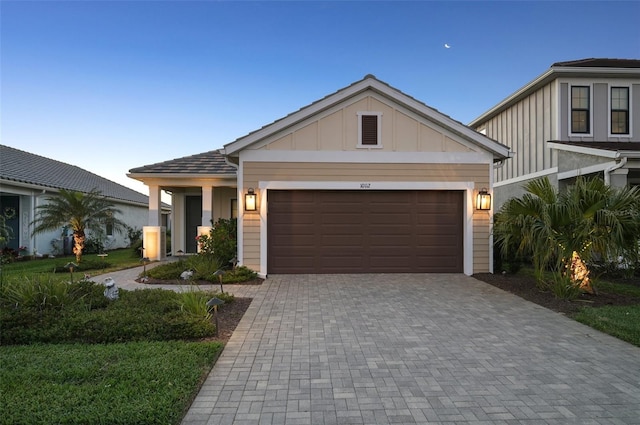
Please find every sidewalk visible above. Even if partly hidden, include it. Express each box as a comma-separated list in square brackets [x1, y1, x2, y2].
[90, 261, 263, 298]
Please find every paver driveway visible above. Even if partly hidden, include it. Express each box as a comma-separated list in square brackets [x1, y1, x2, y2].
[182, 274, 640, 425]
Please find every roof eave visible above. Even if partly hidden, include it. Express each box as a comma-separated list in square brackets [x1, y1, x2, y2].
[469, 66, 640, 127]
[127, 172, 237, 180]
[548, 142, 640, 159]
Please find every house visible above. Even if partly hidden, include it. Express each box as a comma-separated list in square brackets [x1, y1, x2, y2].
[0, 144, 168, 256]
[129, 75, 511, 275]
[469, 58, 640, 208]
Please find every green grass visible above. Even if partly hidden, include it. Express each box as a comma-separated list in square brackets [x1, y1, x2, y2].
[1, 248, 146, 278]
[0, 341, 223, 425]
[593, 278, 640, 298]
[574, 305, 640, 347]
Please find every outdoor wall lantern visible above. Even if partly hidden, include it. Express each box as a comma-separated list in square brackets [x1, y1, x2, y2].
[475, 188, 491, 211]
[245, 188, 257, 211]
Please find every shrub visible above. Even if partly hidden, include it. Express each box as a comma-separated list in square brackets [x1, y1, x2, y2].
[130, 238, 144, 258]
[145, 256, 221, 281]
[223, 265, 258, 283]
[547, 273, 583, 300]
[177, 286, 217, 320]
[0, 275, 76, 311]
[197, 218, 237, 267]
[125, 225, 142, 246]
[52, 258, 112, 273]
[0, 287, 218, 345]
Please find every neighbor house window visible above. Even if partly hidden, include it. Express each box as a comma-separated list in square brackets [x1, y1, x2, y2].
[106, 219, 114, 236]
[357, 112, 382, 147]
[611, 87, 629, 135]
[571, 86, 590, 134]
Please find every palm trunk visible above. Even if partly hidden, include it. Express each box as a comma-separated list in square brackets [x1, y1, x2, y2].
[567, 251, 594, 294]
[73, 230, 85, 263]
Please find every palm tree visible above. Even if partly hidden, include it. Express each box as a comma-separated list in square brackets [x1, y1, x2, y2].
[494, 176, 640, 293]
[31, 189, 127, 263]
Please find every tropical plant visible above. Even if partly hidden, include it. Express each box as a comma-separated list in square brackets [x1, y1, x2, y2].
[197, 218, 237, 267]
[494, 176, 640, 294]
[31, 189, 127, 263]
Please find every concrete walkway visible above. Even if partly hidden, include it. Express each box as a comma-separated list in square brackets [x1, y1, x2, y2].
[179, 274, 640, 425]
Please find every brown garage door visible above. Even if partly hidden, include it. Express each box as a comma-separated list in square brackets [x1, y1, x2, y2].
[267, 190, 463, 274]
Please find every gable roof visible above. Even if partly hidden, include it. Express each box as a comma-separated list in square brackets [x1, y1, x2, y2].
[469, 58, 640, 127]
[128, 149, 236, 177]
[0, 144, 149, 206]
[552, 58, 640, 68]
[223, 74, 511, 161]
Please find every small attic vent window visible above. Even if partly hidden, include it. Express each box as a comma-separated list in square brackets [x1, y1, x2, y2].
[358, 112, 382, 148]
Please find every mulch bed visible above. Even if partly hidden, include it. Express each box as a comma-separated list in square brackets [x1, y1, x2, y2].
[132, 277, 262, 343]
[207, 297, 253, 343]
[473, 272, 640, 316]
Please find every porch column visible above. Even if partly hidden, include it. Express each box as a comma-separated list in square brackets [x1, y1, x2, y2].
[202, 186, 213, 226]
[143, 225, 166, 261]
[148, 185, 162, 226]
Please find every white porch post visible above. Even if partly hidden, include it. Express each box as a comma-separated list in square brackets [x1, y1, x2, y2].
[144, 185, 165, 261]
[148, 185, 162, 226]
[202, 186, 213, 226]
[197, 186, 214, 253]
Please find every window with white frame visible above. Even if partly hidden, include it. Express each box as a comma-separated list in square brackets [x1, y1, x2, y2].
[611, 86, 629, 135]
[571, 86, 590, 134]
[357, 112, 382, 147]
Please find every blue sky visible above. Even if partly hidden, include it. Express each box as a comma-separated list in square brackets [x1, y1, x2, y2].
[2, 1, 639, 196]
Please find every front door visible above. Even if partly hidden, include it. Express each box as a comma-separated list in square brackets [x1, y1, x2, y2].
[185, 195, 202, 253]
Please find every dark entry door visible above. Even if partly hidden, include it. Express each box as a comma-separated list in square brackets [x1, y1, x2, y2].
[185, 196, 202, 253]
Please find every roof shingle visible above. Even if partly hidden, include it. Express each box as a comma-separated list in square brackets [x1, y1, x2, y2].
[0, 144, 149, 205]
[128, 149, 236, 175]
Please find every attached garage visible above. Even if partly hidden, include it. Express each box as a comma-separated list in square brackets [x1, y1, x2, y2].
[267, 190, 463, 273]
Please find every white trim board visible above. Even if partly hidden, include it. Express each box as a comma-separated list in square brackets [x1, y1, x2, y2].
[240, 150, 494, 164]
[493, 167, 558, 187]
[557, 161, 617, 180]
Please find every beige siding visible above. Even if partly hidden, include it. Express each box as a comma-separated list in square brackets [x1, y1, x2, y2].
[241, 162, 492, 273]
[477, 81, 557, 182]
[258, 94, 481, 154]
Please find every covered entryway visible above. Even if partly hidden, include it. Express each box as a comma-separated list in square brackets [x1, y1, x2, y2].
[267, 190, 463, 273]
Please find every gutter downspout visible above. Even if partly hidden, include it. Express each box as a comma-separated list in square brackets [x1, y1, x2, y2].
[604, 156, 627, 186]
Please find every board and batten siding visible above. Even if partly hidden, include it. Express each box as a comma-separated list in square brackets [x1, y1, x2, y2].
[252, 94, 476, 154]
[476, 81, 558, 183]
[241, 162, 492, 274]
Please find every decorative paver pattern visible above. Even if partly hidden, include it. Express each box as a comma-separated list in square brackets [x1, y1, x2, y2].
[178, 274, 640, 424]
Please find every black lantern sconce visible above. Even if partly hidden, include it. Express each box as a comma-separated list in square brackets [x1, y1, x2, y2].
[245, 188, 257, 211]
[475, 188, 491, 211]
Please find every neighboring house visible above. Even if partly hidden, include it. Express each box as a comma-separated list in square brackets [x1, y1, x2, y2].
[469, 58, 640, 208]
[0, 144, 168, 256]
[129, 75, 511, 276]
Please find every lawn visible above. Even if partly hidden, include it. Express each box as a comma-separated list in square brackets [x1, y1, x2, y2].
[1, 248, 144, 278]
[0, 341, 222, 425]
[0, 249, 240, 425]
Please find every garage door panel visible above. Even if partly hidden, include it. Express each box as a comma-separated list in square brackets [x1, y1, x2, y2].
[267, 190, 463, 273]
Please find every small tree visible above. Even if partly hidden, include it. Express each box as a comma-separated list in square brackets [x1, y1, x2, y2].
[31, 189, 127, 263]
[494, 176, 640, 294]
